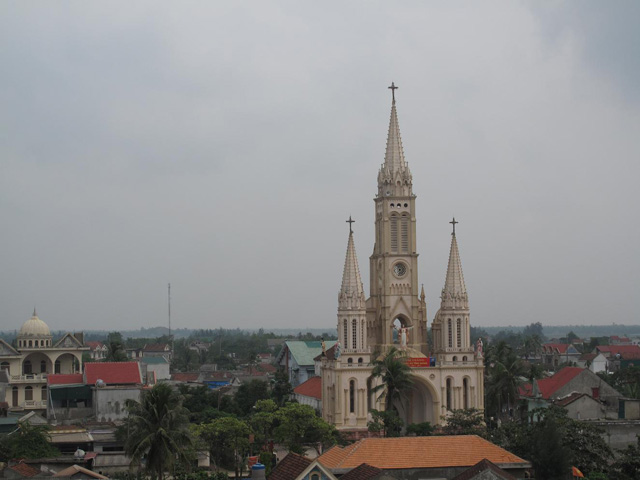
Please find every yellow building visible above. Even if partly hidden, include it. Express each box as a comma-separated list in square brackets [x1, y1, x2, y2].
[0, 310, 88, 412]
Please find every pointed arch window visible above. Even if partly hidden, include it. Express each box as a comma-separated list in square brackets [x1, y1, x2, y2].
[390, 215, 398, 252]
[447, 319, 453, 348]
[456, 318, 462, 348]
[352, 319, 358, 350]
[401, 214, 409, 253]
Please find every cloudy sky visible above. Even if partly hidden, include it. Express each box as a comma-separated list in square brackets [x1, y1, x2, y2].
[1, 1, 639, 332]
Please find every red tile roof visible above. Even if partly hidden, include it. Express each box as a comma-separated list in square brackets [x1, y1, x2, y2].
[596, 345, 640, 359]
[255, 363, 277, 373]
[268, 453, 312, 480]
[85, 341, 104, 350]
[318, 436, 528, 470]
[535, 367, 584, 399]
[84, 362, 142, 385]
[340, 463, 383, 480]
[143, 343, 169, 352]
[294, 376, 322, 400]
[171, 372, 200, 383]
[518, 383, 533, 397]
[9, 462, 39, 477]
[543, 343, 571, 354]
[48, 374, 85, 385]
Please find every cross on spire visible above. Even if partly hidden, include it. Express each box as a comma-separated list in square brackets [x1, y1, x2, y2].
[388, 82, 398, 102]
[450, 217, 458, 236]
[346, 216, 355, 234]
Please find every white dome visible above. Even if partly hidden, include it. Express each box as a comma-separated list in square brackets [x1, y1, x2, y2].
[18, 311, 52, 338]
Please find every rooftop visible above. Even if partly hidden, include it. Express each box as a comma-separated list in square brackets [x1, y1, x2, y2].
[84, 362, 142, 386]
[294, 376, 322, 400]
[535, 367, 584, 399]
[268, 452, 312, 480]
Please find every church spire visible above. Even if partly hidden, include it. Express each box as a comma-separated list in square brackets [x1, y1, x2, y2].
[441, 219, 469, 310]
[339, 224, 366, 311]
[378, 82, 412, 196]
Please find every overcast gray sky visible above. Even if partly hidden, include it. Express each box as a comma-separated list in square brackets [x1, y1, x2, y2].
[1, 1, 639, 332]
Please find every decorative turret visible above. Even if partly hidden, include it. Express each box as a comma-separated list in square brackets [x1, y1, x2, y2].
[440, 218, 469, 310]
[339, 217, 366, 311]
[377, 82, 412, 198]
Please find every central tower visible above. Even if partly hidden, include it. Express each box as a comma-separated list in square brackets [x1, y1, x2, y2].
[367, 83, 428, 354]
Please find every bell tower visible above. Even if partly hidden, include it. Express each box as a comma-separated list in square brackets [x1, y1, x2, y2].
[367, 83, 428, 354]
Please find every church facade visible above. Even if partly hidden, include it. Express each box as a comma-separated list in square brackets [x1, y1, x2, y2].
[321, 87, 484, 433]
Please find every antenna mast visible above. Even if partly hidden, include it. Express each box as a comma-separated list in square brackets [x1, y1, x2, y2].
[168, 283, 172, 340]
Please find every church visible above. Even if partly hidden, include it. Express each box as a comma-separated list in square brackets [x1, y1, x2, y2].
[321, 85, 484, 434]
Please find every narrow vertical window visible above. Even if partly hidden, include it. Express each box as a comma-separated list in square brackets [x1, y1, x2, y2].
[41, 385, 47, 401]
[390, 215, 398, 252]
[457, 318, 462, 348]
[25, 386, 33, 401]
[343, 320, 348, 348]
[352, 319, 358, 350]
[446, 378, 452, 411]
[401, 214, 409, 252]
[349, 380, 355, 413]
[447, 319, 453, 348]
[463, 378, 469, 409]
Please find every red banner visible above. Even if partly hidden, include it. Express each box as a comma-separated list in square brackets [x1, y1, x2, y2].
[404, 357, 430, 368]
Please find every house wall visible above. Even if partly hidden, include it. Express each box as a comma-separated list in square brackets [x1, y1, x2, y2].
[564, 397, 605, 420]
[591, 420, 640, 451]
[145, 363, 170, 381]
[294, 393, 321, 412]
[93, 387, 141, 422]
[553, 370, 621, 411]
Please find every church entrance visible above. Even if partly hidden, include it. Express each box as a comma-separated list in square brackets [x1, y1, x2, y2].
[392, 377, 436, 427]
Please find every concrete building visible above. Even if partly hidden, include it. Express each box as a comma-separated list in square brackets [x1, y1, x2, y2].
[0, 311, 88, 414]
[321, 86, 484, 434]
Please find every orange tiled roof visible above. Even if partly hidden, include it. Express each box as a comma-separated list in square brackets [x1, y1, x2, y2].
[318, 436, 528, 470]
[294, 376, 322, 400]
[9, 462, 39, 477]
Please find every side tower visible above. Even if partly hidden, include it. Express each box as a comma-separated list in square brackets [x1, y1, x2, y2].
[367, 84, 428, 354]
[432, 221, 484, 412]
[322, 222, 373, 432]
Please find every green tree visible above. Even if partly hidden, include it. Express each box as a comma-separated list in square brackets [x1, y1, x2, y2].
[485, 341, 527, 420]
[405, 421, 434, 436]
[120, 383, 192, 480]
[0, 422, 59, 460]
[234, 379, 270, 416]
[367, 409, 404, 437]
[273, 403, 340, 454]
[271, 371, 293, 406]
[612, 436, 640, 480]
[370, 347, 414, 414]
[106, 331, 128, 362]
[522, 322, 545, 341]
[193, 417, 251, 479]
[441, 409, 487, 437]
[529, 415, 571, 480]
[249, 399, 278, 450]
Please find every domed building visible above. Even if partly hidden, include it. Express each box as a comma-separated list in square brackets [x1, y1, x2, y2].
[0, 310, 88, 413]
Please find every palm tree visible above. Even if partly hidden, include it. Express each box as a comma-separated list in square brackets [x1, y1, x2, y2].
[370, 347, 414, 414]
[485, 341, 527, 420]
[105, 332, 127, 362]
[121, 383, 192, 480]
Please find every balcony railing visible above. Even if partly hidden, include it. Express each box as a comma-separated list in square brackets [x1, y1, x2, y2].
[10, 373, 48, 383]
[22, 400, 47, 408]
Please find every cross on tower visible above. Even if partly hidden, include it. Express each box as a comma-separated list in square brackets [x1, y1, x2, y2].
[388, 82, 398, 102]
[346, 216, 355, 234]
[450, 217, 458, 235]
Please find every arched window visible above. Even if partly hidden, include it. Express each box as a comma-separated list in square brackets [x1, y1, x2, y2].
[23, 360, 32, 375]
[349, 380, 355, 413]
[390, 215, 398, 252]
[463, 378, 469, 409]
[358, 358, 363, 366]
[462, 356, 468, 362]
[446, 378, 452, 411]
[456, 318, 462, 348]
[352, 319, 358, 350]
[41, 385, 47, 401]
[447, 319, 453, 348]
[452, 356, 458, 362]
[55, 360, 61, 374]
[40, 360, 46, 373]
[347, 358, 353, 365]
[401, 214, 409, 253]
[25, 386, 33, 401]
[311, 473, 320, 480]
[28, 340, 33, 347]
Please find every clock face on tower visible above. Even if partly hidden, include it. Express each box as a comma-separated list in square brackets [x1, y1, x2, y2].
[393, 262, 407, 277]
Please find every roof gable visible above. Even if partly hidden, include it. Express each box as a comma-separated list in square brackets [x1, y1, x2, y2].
[340, 463, 383, 480]
[54, 333, 83, 348]
[451, 458, 517, 480]
[268, 452, 312, 480]
[0, 338, 20, 356]
[84, 362, 142, 385]
[279, 341, 337, 367]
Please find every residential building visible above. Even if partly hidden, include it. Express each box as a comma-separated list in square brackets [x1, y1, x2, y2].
[293, 376, 322, 411]
[541, 343, 581, 369]
[277, 340, 335, 387]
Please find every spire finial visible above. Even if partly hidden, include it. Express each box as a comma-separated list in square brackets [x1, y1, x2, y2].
[450, 217, 458, 236]
[346, 216, 355, 234]
[388, 82, 398, 103]
[33, 306, 37, 317]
